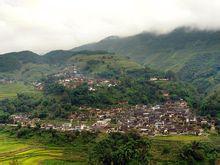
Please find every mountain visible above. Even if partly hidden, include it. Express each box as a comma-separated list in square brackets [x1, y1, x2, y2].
[0, 51, 42, 72]
[1, 27, 220, 92]
[72, 27, 220, 93]
[0, 50, 141, 81]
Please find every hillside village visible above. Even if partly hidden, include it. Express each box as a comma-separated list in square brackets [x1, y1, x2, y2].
[33, 65, 118, 91]
[20, 65, 215, 136]
[9, 99, 215, 136]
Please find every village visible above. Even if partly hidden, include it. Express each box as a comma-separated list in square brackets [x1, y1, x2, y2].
[33, 65, 118, 91]
[21, 65, 216, 136]
[9, 99, 215, 137]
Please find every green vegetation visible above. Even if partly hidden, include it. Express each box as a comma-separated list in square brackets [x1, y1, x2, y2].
[72, 27, 220, 119]
[0, 126, 219, 164]
[0, 74, 200, 122]
[65, 78, 164, 107]
[0, 50, 141, 81]
[0, 51, 42, 72]
[0, 41, 218, 119]
[89, 132, 151, 164]
[0, 126, 95, 164]
[150, 135, 220, 164]
[180, 141, 217, 164]
[73, 28, 220, 93]
[201, 89, 220, 120]
[0, 82, 38, 100]
[0, 132, 73, 164]
[0, 27, 219, 164]
[157, 81, 200, 108]
[150, 135, 208, 142]
[69, 54, 141, 77]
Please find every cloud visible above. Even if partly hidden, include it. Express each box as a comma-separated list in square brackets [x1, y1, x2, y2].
[0, 0, 220, 54]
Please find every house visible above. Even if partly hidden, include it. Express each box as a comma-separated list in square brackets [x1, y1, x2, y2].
[94, 118, 111, 127]
[150, 77, 158, 81]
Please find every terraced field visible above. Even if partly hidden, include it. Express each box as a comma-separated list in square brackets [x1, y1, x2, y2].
[0, 134, 86, 165]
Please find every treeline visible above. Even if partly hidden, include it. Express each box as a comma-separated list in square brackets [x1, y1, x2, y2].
[0, 93, 78, 120]
[200, 90, 220, 118]
[0, 125, 98, 146]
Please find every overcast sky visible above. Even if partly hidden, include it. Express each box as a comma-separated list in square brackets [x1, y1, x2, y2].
[1, 0, 220, 54]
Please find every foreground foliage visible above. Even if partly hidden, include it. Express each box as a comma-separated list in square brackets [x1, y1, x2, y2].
[180, 141, 217, 164]
[89, 132, 151, 165]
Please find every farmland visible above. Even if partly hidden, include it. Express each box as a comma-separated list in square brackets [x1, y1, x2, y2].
[149, 134, 220, 164]
[0, 126, 219, 164]
[0, 133, 86, 164]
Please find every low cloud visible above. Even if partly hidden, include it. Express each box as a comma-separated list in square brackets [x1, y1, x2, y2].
[1, 0, 220, 54]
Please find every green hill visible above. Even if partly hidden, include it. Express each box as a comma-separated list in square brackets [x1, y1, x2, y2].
[72, 27, 220, 93]
[0, 51, 43, 72]
[69, 54, 142, 77]
[0, 50, 141, 81]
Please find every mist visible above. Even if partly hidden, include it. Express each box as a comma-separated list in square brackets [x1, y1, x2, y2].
[1, 0, 220, 54]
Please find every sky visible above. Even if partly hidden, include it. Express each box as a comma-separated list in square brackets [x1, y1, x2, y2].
[1, 0, 220, 54]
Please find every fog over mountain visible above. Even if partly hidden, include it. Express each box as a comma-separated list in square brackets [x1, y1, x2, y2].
[1, 0, 220, 53]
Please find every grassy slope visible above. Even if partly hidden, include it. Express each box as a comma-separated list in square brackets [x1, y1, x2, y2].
[69, 54, 142, 75]
[0, 82, 39, 100]
[0, 63, 61, 82]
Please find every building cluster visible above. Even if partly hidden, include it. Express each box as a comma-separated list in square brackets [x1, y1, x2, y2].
[10, 114, 40, 127]
[150, 77, 169, 81]
[113, 101, 214, 136]
[56, 65, 118, 90]
[0, 78, 14, 84]
[58, 77, 118, 91]
[33, 82, 43, 91]
[33, 65, 118, 91]
[68, 100, 215, 136]
[9, 100, 215, 136]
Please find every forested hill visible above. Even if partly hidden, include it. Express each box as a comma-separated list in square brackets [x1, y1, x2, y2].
[72, 27, 220, 65]
[0, 50, 113, 73]
[72, 27, 220, 93]
[0, 51, 42, 72]
[0, 50, 141, 81]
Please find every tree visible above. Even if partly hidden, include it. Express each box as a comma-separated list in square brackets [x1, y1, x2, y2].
[44, 83, 65, 95]
[180, 141, 217, 163]
[89, 132, 151, 165]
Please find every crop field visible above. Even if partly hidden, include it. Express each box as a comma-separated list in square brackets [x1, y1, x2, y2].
[149, 134, 220, 163]
[0, 82, 38, 100]
[150, 135, 209, 142]
[0, 134, 86, 165]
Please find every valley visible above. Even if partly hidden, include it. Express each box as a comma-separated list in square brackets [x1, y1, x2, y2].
[0, 28, 219, 164]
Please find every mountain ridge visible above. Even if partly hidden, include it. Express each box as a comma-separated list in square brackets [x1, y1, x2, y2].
[71, 27, 220, 92]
